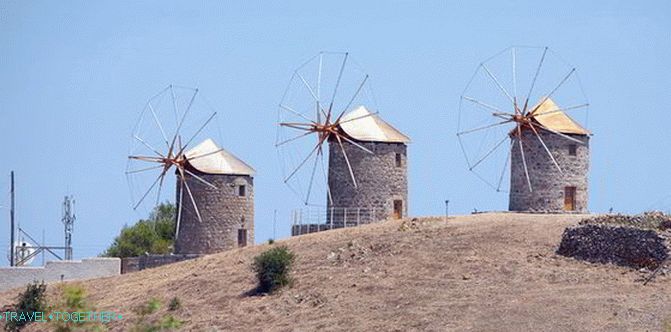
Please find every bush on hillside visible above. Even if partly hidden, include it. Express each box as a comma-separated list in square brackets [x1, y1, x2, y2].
[102, 203, 176, 258]
[252, 246, 295, 294]
[4, 281, 47, 331]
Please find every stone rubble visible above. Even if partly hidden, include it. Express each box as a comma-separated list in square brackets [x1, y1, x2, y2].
[557, 212, 671, 269]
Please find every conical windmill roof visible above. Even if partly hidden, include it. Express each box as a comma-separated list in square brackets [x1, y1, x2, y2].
[529, 98, 590, 135]
[185, 138, 255, 176]
[338, 106, 410, 143]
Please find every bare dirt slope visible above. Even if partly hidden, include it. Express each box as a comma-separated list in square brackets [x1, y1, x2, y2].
[2, 213, 670, 331]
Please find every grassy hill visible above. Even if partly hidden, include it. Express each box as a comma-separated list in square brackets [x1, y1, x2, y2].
[2, 213, 670, 331]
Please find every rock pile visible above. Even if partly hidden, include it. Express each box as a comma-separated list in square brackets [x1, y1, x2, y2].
[557, 212, 671, 269]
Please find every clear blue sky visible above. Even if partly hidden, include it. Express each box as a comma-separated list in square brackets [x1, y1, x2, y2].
[1, 1, 670, 264]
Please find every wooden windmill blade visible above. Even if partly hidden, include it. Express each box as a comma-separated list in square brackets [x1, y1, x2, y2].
[457, 46, 590, 194]
[276, 52, 379, 206]
[126, 85, 221, 240]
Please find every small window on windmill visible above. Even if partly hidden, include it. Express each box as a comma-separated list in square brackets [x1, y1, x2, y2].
[238, 185, 246, 197]
[568, 144, 577, 156]
[395, 153, 402, 167]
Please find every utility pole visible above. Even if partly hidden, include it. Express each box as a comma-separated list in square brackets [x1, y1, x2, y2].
[10, 171, 15, 267]
[273, 209, 277, 240]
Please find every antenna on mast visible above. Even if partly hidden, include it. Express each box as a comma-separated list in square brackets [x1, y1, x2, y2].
[62, 196, 75, 260]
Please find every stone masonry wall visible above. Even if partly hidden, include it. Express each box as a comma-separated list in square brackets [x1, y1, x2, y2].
[327, 140, 408, 223]
[174, 172, 254, 254]
[0, 258, 120, 292]
[509, 129, 589, 212]
[120, 254, 201, 274]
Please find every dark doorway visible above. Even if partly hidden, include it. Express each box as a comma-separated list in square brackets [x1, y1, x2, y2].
[564, 186, 576, 211]
[238, 229, 248, 247]
[393, 200, 403, 219]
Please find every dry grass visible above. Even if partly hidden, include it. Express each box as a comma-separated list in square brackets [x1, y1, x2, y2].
[2, 213, 670, 331]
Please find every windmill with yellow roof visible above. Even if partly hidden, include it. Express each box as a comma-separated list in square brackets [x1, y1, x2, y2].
[457, 47, 591, 212]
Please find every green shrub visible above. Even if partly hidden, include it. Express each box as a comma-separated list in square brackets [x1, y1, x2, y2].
[167, 297, 181, 311]
[267, 239, 275, 245]
[102, 203, 176, 258]
[4, 281, 47, 331]
[49, 284, 105, 332]
[131, 298, 182, 332]
[252, 246, 295, 294]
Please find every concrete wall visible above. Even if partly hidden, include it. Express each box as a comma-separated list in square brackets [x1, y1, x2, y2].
[0, 258, 120, 292]
[509, 129, 589, 212]
[175, 171, 254, 254]
[327, 140, 408, 223]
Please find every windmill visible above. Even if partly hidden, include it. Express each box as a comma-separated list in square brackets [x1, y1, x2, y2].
[277, 52, 410, 226]
[127, 85, 255, 253]
[457, 46, 591, 212]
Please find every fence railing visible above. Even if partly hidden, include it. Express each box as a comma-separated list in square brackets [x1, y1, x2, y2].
[291, 207, 385, 236]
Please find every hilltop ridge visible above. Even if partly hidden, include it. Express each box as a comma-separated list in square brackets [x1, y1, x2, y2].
[2, 213, 670, 331]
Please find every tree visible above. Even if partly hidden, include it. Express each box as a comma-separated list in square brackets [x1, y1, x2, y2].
[102, 203, 176, 258]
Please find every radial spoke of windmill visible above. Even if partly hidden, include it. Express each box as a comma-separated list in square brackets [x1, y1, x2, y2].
[128, 155, 164, 162]
[154, 169, 168, 206]
[147, 101, 170, 148]
[523, 47, 548, 113]
[173, 88, 200, 145]
[179, 168, 203, 223]
[317, 53, 323, 117]
[329, 52, 349, 112]
[284, 139, 323, 183]
[528, 68, 576, 115]
[125, 164, 165, 175]
[336, 110, 379, 126]
[335, 134, 358, 188]
[481, 63, 515, 106]
[179, 112, 217, 154]
[337, 74, 369, 121]
[184, 168, 217, 190]
[133, 172, 163, 210]
[187, 148, 225, 161]
[457, 119, 513, 137]
[512, 47, 518, 100]
[534, 122, 586, 145]
[461, 96, 512, 116]
[496, 140, 513, 192]
[296, 71, 327, 118]
[517, 125, 533, 192]
[279, 104, 315, 124]
[304, 147, 321, 205]
[175, 179, 184, 239]
[170, 85, 180, 127]
[469, 134, 508, 171]
[528, 122, 563, 173]
[275, 130, 314, 148]
[319, 150, 334, 206]
[279, 122, 315, 131]
[134, 135, 164, 157]
[339, 134, 374, 154]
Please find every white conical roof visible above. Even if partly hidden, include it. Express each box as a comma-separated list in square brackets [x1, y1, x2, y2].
[338, 106, 410, 143]
[185, 138, 255, 176]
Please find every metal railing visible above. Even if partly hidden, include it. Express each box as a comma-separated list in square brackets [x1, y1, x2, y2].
[291, 206, 386, 236]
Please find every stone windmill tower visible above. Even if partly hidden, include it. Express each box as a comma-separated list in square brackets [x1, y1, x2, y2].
[276, 52, 410, 227]
[174, 138, 255, 254]
[508, 99, 590, 212]
[328, 106, 410, 222]
[457, 47, 591, 213]
[127, 85, 255, 255]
